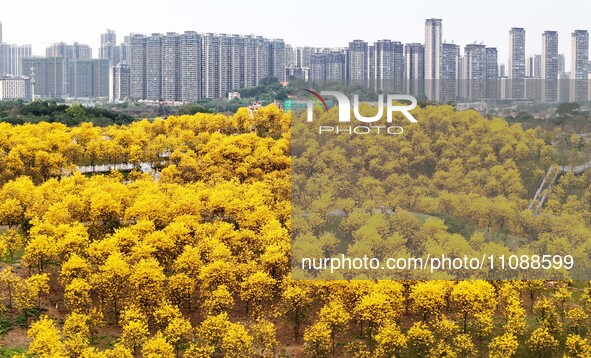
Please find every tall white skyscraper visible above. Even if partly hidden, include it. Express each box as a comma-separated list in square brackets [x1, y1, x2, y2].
[425, 18, 442, 101]
[509, 27, 526, 99]
[570, 30, 589, 102]
[541, 31, 558, 102]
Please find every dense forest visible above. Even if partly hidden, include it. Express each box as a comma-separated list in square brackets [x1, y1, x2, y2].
[0, 101, 135, 127]
[291, 104, 591, 281]
[0, 105, 591, 357]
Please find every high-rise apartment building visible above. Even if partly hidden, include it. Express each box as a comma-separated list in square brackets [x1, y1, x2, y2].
[270, 39, 287, 83]
[295, 47, 318, 68]
[255, 36, 270, 84]
[557, 54, 566, 74]
[243, 35, 257, 89]
[425, 18, 442, 101]
[485, 47, 498, 99]
[570, 30, 589, 102]
[526, 55, 541, 78]
[179, 31, 201, 102]
[0, 76, 31, 100]
[309, 53, 326, 82]
[21, 57, 64, 98]
[229, 35, 245, 91]
[46, 42, 92, 96]
[129, 34, 146, 100]
[347, 40, 369, 85]
[309, 50, 346, 82]
[508, 27, 526, 99]
[201, 33, 220, 99]
[0, 44, 32, 76]
[110, 63, 130, 102]
[161, 32, 179, 102]
[441, 43, 459, 102]
[218, 34, 232, 98]
[462, 44, 487, 100]
[120, 32, 287, 101]
[405, 43, 425, 97]
[370, 40, 404, 93]
[499, 64, 506, 78]
[121, 35, 131, 64]
[558, 72, 570, 102]
[100, 29, 121, 66]
[285, 45, 295, 68]
[326, 51, 346, 82]
[541, 31, 558, 102]
[46, 42, 92, 60]
[69, 59, 109, 98]
[145, 34, 162, 101]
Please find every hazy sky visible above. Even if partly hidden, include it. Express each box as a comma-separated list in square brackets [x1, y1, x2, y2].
[1, 0, 590, 69]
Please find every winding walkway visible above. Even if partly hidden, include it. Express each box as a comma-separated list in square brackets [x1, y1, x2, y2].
[528, 160, 591, 215]
[75, 161, 161, 180]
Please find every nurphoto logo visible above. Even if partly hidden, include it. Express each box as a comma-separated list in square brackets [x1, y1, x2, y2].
[304, 89, 418, 135]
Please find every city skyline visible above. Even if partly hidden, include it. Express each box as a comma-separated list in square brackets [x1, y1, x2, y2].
[1, 8, 589, 103]
[2, 0, 591, 67]
[2, 23, 589, 74]
[2, 25, 589, 103]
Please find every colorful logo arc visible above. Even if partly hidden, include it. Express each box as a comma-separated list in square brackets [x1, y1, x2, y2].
[302, 89, 329, 112]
